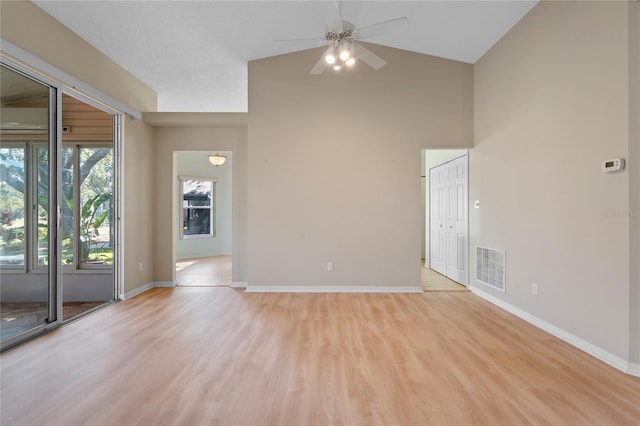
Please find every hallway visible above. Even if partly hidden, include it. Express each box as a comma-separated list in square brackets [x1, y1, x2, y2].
[175, 255, 232, 287]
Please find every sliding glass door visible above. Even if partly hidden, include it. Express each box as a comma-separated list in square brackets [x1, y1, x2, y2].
[1, 64, 119, 350]
[0, 65, 55, 344]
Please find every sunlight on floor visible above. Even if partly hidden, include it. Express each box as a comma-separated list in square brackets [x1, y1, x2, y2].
[176, 255, 232, 287]
[176, 260, 198, 271]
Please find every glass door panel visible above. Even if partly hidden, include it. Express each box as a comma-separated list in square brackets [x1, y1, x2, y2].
[0, 65, 52, 344]
[60, 94, 115, 321]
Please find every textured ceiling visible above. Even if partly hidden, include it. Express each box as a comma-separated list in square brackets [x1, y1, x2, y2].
[33, 1, 537, 112]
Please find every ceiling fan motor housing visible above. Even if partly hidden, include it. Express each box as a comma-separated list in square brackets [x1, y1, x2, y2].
[326, 20, 356, 41]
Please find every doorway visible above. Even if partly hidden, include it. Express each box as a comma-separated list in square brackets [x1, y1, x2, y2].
[174, 151, 232, 286]
[422, 149, 469, 288]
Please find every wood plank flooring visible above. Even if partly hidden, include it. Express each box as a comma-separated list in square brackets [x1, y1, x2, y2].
[0, 301, 107, 341]
[176, 255, 232, 286]
[421, 266, 468, 292]
[1, 288, 638, 425]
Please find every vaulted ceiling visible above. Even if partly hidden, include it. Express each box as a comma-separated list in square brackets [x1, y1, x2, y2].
[33, 1, 537, 112]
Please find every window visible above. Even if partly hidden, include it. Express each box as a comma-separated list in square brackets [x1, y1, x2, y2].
[77, 146, 113, 266]
[0, 142, 113, 270]
[39, 143, 113, 268]
[0, 145, 26, 267]
[35, 145, 49, 266]
[179, 176, 216, 239]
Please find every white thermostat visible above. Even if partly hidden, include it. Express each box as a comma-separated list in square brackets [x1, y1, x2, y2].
[602, 158, 625, 173]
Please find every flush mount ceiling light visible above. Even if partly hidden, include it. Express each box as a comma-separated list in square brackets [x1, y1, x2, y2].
[208, 153, 226, 166]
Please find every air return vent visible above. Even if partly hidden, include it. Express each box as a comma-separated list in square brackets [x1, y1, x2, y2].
[475, 246, 505, 292]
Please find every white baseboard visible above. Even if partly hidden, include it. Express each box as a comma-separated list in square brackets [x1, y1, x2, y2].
[469, 285, 640, 377]
[122, 282, 154, 300]
[176, 253, 232, 261]
[231, 281, 247, 288]
[153, 281, 176, 288]
[245, 285, 423, 293]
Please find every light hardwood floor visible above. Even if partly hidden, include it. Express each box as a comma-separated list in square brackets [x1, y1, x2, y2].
[0, 301, 106, 341]
[1, 288, 638, 425]
[176, 255, 232, 286]
[421, 265, 468, 292]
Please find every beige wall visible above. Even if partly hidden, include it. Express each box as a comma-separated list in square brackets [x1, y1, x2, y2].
[150, 117, 248, 284]
[0, 0, 156, 112]
[248, 45, 473, 288]
[472, 1, 634, 363]
[122, 117, 155, 294]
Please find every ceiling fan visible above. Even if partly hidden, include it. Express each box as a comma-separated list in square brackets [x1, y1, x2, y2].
[274, 2, 409, 74]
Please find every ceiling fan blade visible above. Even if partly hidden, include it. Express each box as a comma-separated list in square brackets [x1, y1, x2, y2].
[310, 49, 330, 75]
[273, 37, 326, 44]
[355, 17, 409, 40]
[318, 0, 343, 32]
[353, 44, 387, 70]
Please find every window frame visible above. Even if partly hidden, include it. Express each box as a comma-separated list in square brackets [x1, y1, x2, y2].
[178, 175, 217, 240]
[0, 141, 113, 272]
[32, 142, 50, 271]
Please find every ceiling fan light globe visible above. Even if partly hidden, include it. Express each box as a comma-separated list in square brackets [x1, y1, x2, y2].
[325, 54, 336, 64]
[333, 64, 342, 71]
[339, 50, 350, 61]
[346, 58, 356, 67]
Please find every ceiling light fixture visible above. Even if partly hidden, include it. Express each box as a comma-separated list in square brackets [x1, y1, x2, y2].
[208, 153, 226, 166]
[324, 39, 356, 71]
[324, 46, 336, 64]
[277, 17, 409, 75]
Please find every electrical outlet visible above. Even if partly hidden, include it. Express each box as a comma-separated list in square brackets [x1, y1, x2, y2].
[532, 283, 538, 296]
[327, 262, 334, 272]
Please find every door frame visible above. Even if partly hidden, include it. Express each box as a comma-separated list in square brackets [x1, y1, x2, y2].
[172, 150, 233, 286]
[426, 150, 469, 286]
